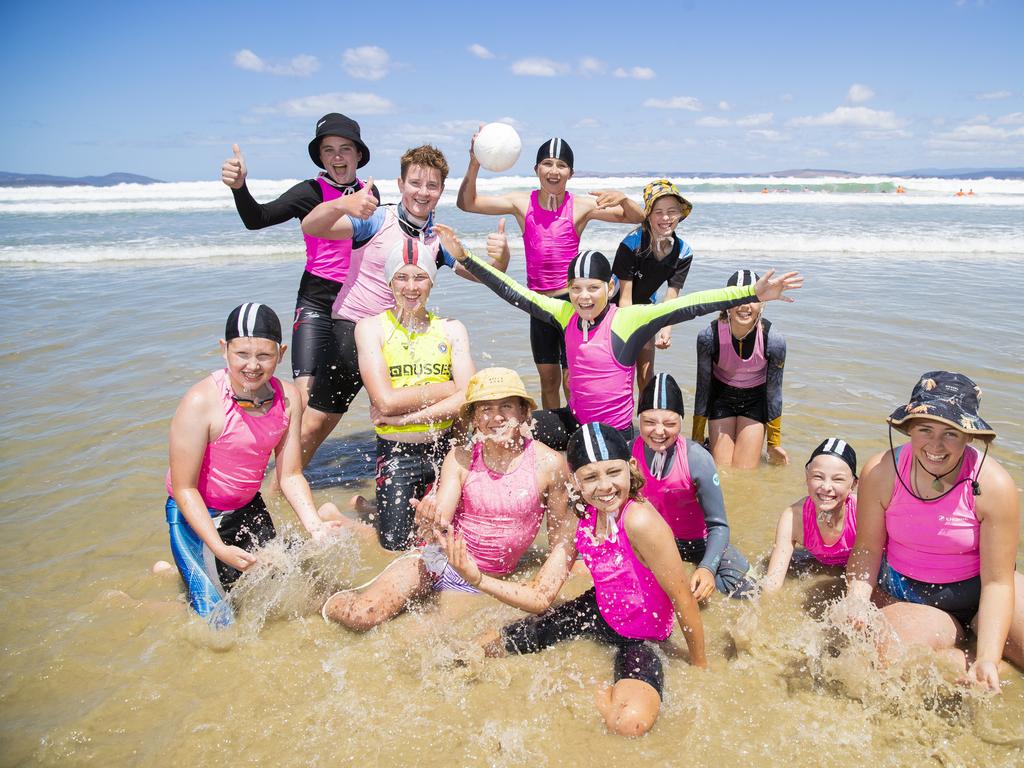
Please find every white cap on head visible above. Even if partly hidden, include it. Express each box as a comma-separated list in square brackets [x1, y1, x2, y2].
[384, 238, 438, 284]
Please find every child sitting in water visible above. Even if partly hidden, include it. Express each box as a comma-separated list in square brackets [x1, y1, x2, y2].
[633, 372, 751, 599]
[440, 422, 707, 737]
[164, 303, 345, 627]
[760, 439, 858, 594]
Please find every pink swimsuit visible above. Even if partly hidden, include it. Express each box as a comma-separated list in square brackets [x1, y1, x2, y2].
[453, 440, 545, 575]
[632, 437, 706, 540]
[165, 369, 288, 510]
[885, 445, 981, 583]
[713, 319, 767, 388]
[565, 305, 634, 430]
[522, 190, 579, 292]
[331, 206, 440, 322]
[575, 500, 674, 641]
[302, 176, 359, 283]
[801, 495, 857, 566]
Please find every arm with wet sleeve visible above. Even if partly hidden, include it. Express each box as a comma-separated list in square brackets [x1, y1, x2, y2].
[686, 439, 730, 573]
[456, 250, 575, 330]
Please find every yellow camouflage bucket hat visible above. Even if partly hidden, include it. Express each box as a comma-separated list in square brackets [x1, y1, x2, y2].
[642, 179, 693, 220]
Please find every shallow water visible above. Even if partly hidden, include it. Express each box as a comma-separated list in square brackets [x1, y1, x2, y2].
[2, 223, 1023, 765]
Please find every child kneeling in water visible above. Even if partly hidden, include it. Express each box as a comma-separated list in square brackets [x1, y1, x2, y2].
[165, 303, 345, 627]
[440, 422, 707, 737]
[634, 373, 751, 599]
[761, 439, 858, 593]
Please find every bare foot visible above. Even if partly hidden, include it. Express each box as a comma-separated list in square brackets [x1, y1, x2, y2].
[350, 494, 378, 521]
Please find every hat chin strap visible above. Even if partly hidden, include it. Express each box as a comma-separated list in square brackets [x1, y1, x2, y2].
[887, 424, 987, 500]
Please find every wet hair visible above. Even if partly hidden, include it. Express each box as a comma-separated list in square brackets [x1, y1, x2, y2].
[400, 145, 449, 182]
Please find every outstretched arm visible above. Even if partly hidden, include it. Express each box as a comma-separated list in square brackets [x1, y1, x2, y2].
[434, 221, 511, 283]
[580, 189, 645, 226]
[456, 128, 529, 225]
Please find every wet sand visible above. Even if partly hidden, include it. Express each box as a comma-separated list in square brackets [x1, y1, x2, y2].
[1, 249, 1022, 766]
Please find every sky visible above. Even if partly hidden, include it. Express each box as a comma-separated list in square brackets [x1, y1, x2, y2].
[2, 0, 1022, 181]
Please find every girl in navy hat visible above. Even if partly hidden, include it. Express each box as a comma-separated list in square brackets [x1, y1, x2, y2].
[843, 371, 1023, 692]
[761, 438, 859, 594]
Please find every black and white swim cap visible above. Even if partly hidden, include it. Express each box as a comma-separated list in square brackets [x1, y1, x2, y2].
[225, 303, 282, 344]
[566, 423, 631, 472]
[806, 438, 858, 477]
[535, 138, 574, 170]
[637, 372, 685, 417]
[567, 250, 612, 283]
[726, 269, 759, 287]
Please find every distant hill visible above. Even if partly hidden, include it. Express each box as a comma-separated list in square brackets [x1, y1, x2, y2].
[0, 171, 163, 187]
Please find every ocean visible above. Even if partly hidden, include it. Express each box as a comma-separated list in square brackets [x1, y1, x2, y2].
[1, 174, 1022, 766]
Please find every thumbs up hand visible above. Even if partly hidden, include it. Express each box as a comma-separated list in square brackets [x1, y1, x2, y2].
[485, 217, 509, 264]
[221, 143, 247, 189]
[342, 177, 378, 219]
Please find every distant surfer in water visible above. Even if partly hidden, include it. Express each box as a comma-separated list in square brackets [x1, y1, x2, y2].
[163, 304, 346, 627]
[457, 130, 644, 409]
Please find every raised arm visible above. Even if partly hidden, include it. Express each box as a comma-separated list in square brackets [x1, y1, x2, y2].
[580, 189, 645, 226]
[354, 317, 457, 417]
[434, 221, 510, 283]
[456, 129, 529, 224]
[761, 501, 802, 593]
[627, 501, 707, 667]
[168, 379, 257, 572]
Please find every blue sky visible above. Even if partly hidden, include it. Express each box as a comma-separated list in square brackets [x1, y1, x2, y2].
[2, 0, 1021, 180]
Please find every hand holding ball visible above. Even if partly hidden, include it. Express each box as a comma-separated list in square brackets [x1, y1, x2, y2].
[473, 123, 522, 173]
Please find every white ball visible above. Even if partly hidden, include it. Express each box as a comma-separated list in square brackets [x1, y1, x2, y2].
[473, 122, 522, 173]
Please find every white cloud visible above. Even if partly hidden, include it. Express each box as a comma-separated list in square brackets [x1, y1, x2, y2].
[736, 112, 773, 127]
[847, 83, 874, 103]
[643, 96, 703, 111]
[976, 90, 1011, 101]
[996, 112, 1024, 125]
[342, 46, 391, 81]
[510, 58, 568, 76]
[747, 129, 784, 142]
[574, 117, 601, 129]
[613, 66, 655, 80]
[233, 49, 319, 77]
[579, 57, 606, 76]
[274, 92, 394, 117]
[789, 106, 905, 130]
[695, 116, 730, 127]
[718, 101, 732, 111]
[493, 115, 525, 130]
[932, 123, 1024, 142]
[468, 43, 495, 59]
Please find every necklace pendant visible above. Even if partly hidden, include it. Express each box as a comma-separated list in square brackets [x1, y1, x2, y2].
[932, 476, 943, 491]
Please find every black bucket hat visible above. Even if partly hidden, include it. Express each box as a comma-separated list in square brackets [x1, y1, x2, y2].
[308, 113, 370, 169]
[887, 371, 995, 441]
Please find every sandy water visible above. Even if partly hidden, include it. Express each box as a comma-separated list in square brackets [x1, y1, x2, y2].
[1, 244, 1023, 766]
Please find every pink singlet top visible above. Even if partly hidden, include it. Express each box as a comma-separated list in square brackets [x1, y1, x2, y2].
[331, 206, 440, 323]
[885, 445, 981, 583]
[632, 437, 706, 540]
[575, 500, 675, 641]
[565, 306, 635, 430]
[302, 177, 361, 283]
[165, 369, 289, 511]
[713, 319, 767, 389]
[522, 190, 579, 292]
[452, 439, 545, 576]
[801, 495, 857, 566]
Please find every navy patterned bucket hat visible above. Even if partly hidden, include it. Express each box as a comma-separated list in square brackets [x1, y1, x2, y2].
[887, 371, 995, 441]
